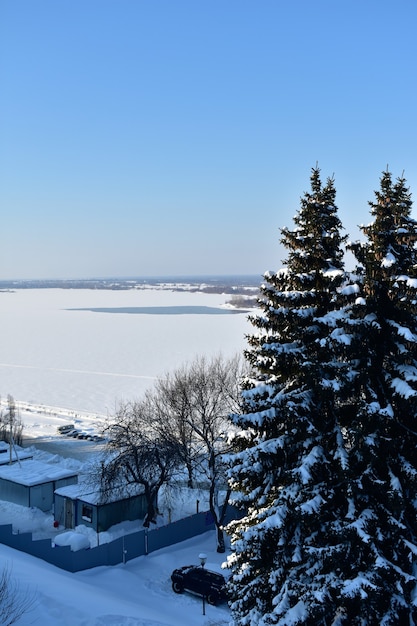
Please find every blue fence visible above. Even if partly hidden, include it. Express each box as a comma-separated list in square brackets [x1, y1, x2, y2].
[0, 509, 235, 573]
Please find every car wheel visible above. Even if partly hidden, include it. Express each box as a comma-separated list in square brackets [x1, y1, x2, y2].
[207, 593, 218, 606]
[172, 581, 184, 594]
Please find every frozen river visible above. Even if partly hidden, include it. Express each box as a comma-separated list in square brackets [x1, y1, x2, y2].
[0, 287, 253, 419]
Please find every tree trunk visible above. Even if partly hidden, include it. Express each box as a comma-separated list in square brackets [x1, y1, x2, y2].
[208, 468, 231, 553]
[216, 524, 226, 553]
[186, 461, 193, 489]
[143, 485, 158, 527]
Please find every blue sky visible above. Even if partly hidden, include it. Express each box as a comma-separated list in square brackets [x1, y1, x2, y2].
[1, 0, 417, 280]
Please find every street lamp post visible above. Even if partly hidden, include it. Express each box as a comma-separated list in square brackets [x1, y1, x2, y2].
[199, 553, 207, 615]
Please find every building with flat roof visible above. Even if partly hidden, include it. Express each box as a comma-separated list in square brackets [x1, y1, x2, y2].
[0, 460, 78, 511]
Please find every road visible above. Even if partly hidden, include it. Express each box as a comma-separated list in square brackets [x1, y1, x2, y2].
[23, 435, 105, 462]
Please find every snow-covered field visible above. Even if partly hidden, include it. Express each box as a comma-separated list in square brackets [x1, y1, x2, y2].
[0, 287, 253, 437]
[0, 286, 252, 625]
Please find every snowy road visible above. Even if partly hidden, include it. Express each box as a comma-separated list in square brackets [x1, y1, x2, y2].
[23, 435, 106, 461]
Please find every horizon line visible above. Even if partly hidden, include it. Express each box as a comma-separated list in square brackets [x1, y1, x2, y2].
[0, 273, 264, 283]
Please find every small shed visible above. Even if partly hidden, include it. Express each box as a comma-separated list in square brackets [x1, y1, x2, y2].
[0, 460, 78, 512]
[54, 483, 148, 532]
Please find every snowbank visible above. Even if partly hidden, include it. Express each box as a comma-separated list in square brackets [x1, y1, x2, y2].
[53, 531, 90, 551]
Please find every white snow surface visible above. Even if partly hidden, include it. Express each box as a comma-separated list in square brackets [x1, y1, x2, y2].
[0, 458, 77, 486]
[391, 377, 417, 399]
[0, 445, 233, 625]
[0, 287, 250, 625]
[53, 530, 91, 551]
[0, 288, 252, 419]
[1, 529, 232, 625]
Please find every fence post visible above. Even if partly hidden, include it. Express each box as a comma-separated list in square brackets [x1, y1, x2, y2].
[122, 535, 127, 564]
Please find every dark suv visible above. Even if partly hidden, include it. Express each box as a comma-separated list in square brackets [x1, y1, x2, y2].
[171, 565, 228, 605]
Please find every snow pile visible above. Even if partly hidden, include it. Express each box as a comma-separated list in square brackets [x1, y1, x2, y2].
[53, 531, 90, 551]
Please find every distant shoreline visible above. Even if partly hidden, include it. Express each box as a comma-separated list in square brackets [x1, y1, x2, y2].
[0, 275, 262, 300]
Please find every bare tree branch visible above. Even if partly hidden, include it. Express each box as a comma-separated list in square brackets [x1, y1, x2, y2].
[152, 353, 246, 552]
[0, 564, 35, 626]
[100, 399, 182, 527]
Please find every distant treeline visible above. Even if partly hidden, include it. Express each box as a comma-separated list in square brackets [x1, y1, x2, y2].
[0, 276, 262, 296]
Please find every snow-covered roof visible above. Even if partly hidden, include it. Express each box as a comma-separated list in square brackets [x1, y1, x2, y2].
[0, 460, 78, 486]
[55, 482, 145, 505]
[0, 442, 33, 465]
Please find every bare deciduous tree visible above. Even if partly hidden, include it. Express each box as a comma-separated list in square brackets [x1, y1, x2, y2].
[101, 354, 245, 547]
[186, 354, 244, 553]
[151, 354, 246, 552]
[0, 396, 24, 447]
[148, 369, 195, 488]
[100, 399, 182, 527]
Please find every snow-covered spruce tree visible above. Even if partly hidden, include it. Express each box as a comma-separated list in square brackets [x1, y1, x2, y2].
[226, 168, 356, 625]
[338, 170, 417, 624]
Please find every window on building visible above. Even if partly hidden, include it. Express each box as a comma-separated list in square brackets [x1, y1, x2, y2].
[81, 503, 93, 522]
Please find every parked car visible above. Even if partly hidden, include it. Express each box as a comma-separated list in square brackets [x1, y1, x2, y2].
[64, 429, 80, 438]
[57, 424, 75, 434]
[86, 434, 104, 442]
[171, 565, 228, 605]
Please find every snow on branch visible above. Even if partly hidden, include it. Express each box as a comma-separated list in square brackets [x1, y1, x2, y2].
[381, 252, 396, 268]
[341, 575, 377, 599]
[391, 377, 417, 399]
[340, 283, 361, 296]
[299, 493, 325, 515]
[397, 364, 417, 382]
[389, 320, 417, 343]
[403, 539, 417, 556]
[388, 467, 403, 494]
[275, 600, 308, 625]
[399, 456, 417, 479]
[321, 378, 342, 391]
[347, 508, 375, 543]
[292, 445, 324, 485]
[334, 425, 349, 471]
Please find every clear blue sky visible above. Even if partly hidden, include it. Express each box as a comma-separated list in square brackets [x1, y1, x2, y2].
[1, 0, 417, 280]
